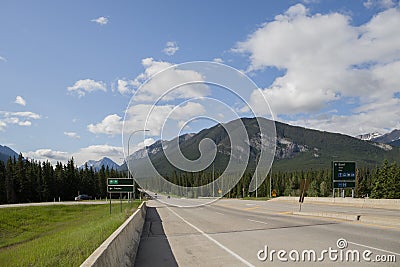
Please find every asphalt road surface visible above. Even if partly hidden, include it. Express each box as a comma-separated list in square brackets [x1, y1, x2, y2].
[135, 198, 399, 266]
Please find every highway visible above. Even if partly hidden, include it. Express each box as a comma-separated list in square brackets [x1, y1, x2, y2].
[0, 200, 109, 208]
[135, 198, 399, 266]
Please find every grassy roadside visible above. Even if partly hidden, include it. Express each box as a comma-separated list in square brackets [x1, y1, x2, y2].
[0, 201, 141, 267]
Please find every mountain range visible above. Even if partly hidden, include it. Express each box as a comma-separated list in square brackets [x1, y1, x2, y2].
[356, 129, 400, 147]
[355, 132, 383, 141]
[0, 145, 19, 163]
[0, 146, 120, 172]
[79, 157, 120, 171]
[2, 118, 399, 173]
[122, 118, 400, 174]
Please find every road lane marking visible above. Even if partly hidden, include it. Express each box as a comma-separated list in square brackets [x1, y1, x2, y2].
[248, 219, 268, 225]
[348, 241, 400, 256]
[166, 206, 255, 267]
[278, 211, 292, 215]
[215, 211, 225, 215]
[244, 206, 260, 211]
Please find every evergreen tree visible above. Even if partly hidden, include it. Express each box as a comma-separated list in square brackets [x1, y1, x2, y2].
[0, 160, 6, 204]
[5, 157, 17, 203]
[371, 160, 390, 198]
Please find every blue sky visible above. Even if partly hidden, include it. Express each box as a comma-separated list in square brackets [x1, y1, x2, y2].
[0, 0, 399, 165]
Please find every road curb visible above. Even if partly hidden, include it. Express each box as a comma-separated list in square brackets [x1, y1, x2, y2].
[358, 215, 400, 227]
[80, 201, 147, 267]
[293, 211, 400, 228]
[293, 211, 360, 221]
[271, 197, 400, 210]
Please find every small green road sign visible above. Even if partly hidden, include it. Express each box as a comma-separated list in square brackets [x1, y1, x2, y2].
[108, 179, 118, 185]
[107, 178, 133, 186]
[107, 178, 134, 193]
[108, 186, 134, 192]
[333, 181, 356, 188]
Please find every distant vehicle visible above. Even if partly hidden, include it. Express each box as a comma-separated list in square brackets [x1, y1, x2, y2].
[154, 193, 157, 199]
[75, 194, 92, 201]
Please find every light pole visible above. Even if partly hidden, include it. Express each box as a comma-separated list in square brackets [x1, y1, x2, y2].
[255, 153, 260, 198]
[269, 167, 272, 198]
[212, 162, 215, 198]
[127, 129, 149, 201]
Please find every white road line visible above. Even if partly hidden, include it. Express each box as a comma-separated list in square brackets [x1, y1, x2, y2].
[166, 206, 255, 267]
[215, 211, 225, 215]
[348, 241, 400, 256]
[248, 219, 268, 225]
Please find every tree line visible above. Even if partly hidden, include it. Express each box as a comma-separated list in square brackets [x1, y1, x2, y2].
[0, 154, 398, 204]
[162, 159, 400, 199]
[0, 154, 124, 204]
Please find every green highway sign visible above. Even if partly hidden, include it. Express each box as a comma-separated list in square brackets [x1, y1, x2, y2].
[333, 181, 356, 188]
[108, 186, 134, 192]
[332, 161, 356, 188]
[107, 178, 134, 186]
[107, 178, 134, 193]
[333, 161, 356, 181]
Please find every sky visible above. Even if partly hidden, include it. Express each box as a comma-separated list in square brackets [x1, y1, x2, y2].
[0, 0, 399, 166]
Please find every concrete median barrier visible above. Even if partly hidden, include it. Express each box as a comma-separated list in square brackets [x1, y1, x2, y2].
[293, 211, 360, 221]
[271, 196, 400, 210]
[80, 202, 147, 267]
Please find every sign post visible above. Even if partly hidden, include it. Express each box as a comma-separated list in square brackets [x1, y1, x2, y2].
[299, 178, 310, 212]
[332, 161, 356, 198]
[107, 178, 134, 213]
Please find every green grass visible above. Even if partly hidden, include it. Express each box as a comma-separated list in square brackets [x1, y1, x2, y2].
[0, 201, 141, 267]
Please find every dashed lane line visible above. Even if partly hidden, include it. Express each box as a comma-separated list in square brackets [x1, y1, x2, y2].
[166, 206, 255, 267]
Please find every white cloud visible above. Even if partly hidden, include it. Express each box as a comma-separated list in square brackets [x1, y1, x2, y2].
[24, 149, 70, 163]
[288, 98, 400, 136]
[302, 0, 320, 3]
[91, 16, 108, 25]
[67, 79, 106, 97]
[213, 58, 224, 63]
[169, 102, 207, 121]
[0, 121, 6, 131]
[124, 104, 171, 136]
[115, 79, 136, 95]
[4, 117, 31, 126]
[15, 96, 26, 106]
[24, 144, 124, 166]
[18, 121, 31, 126]
[0, 56, 6, 62]
[132, 58, 209, 102]
[163, 41, 179, 56]
[2, 111, 40, 120]
[64, 131, 80, 139]
[88, 114, 122, 135]
[124, 102, 206, 137]
[88, 101, 206, 138]
[363, 0, 397, 9]
[127, 138, 156, 156]
[235, 4, 400, 135]
[74, 145, 123, 166]
[0, 111, 40, 129]
[275, 3, 309, 21]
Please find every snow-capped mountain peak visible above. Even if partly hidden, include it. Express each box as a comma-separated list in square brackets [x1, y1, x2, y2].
[80, 157, 120, 171]
[355, 132, 382, 141]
